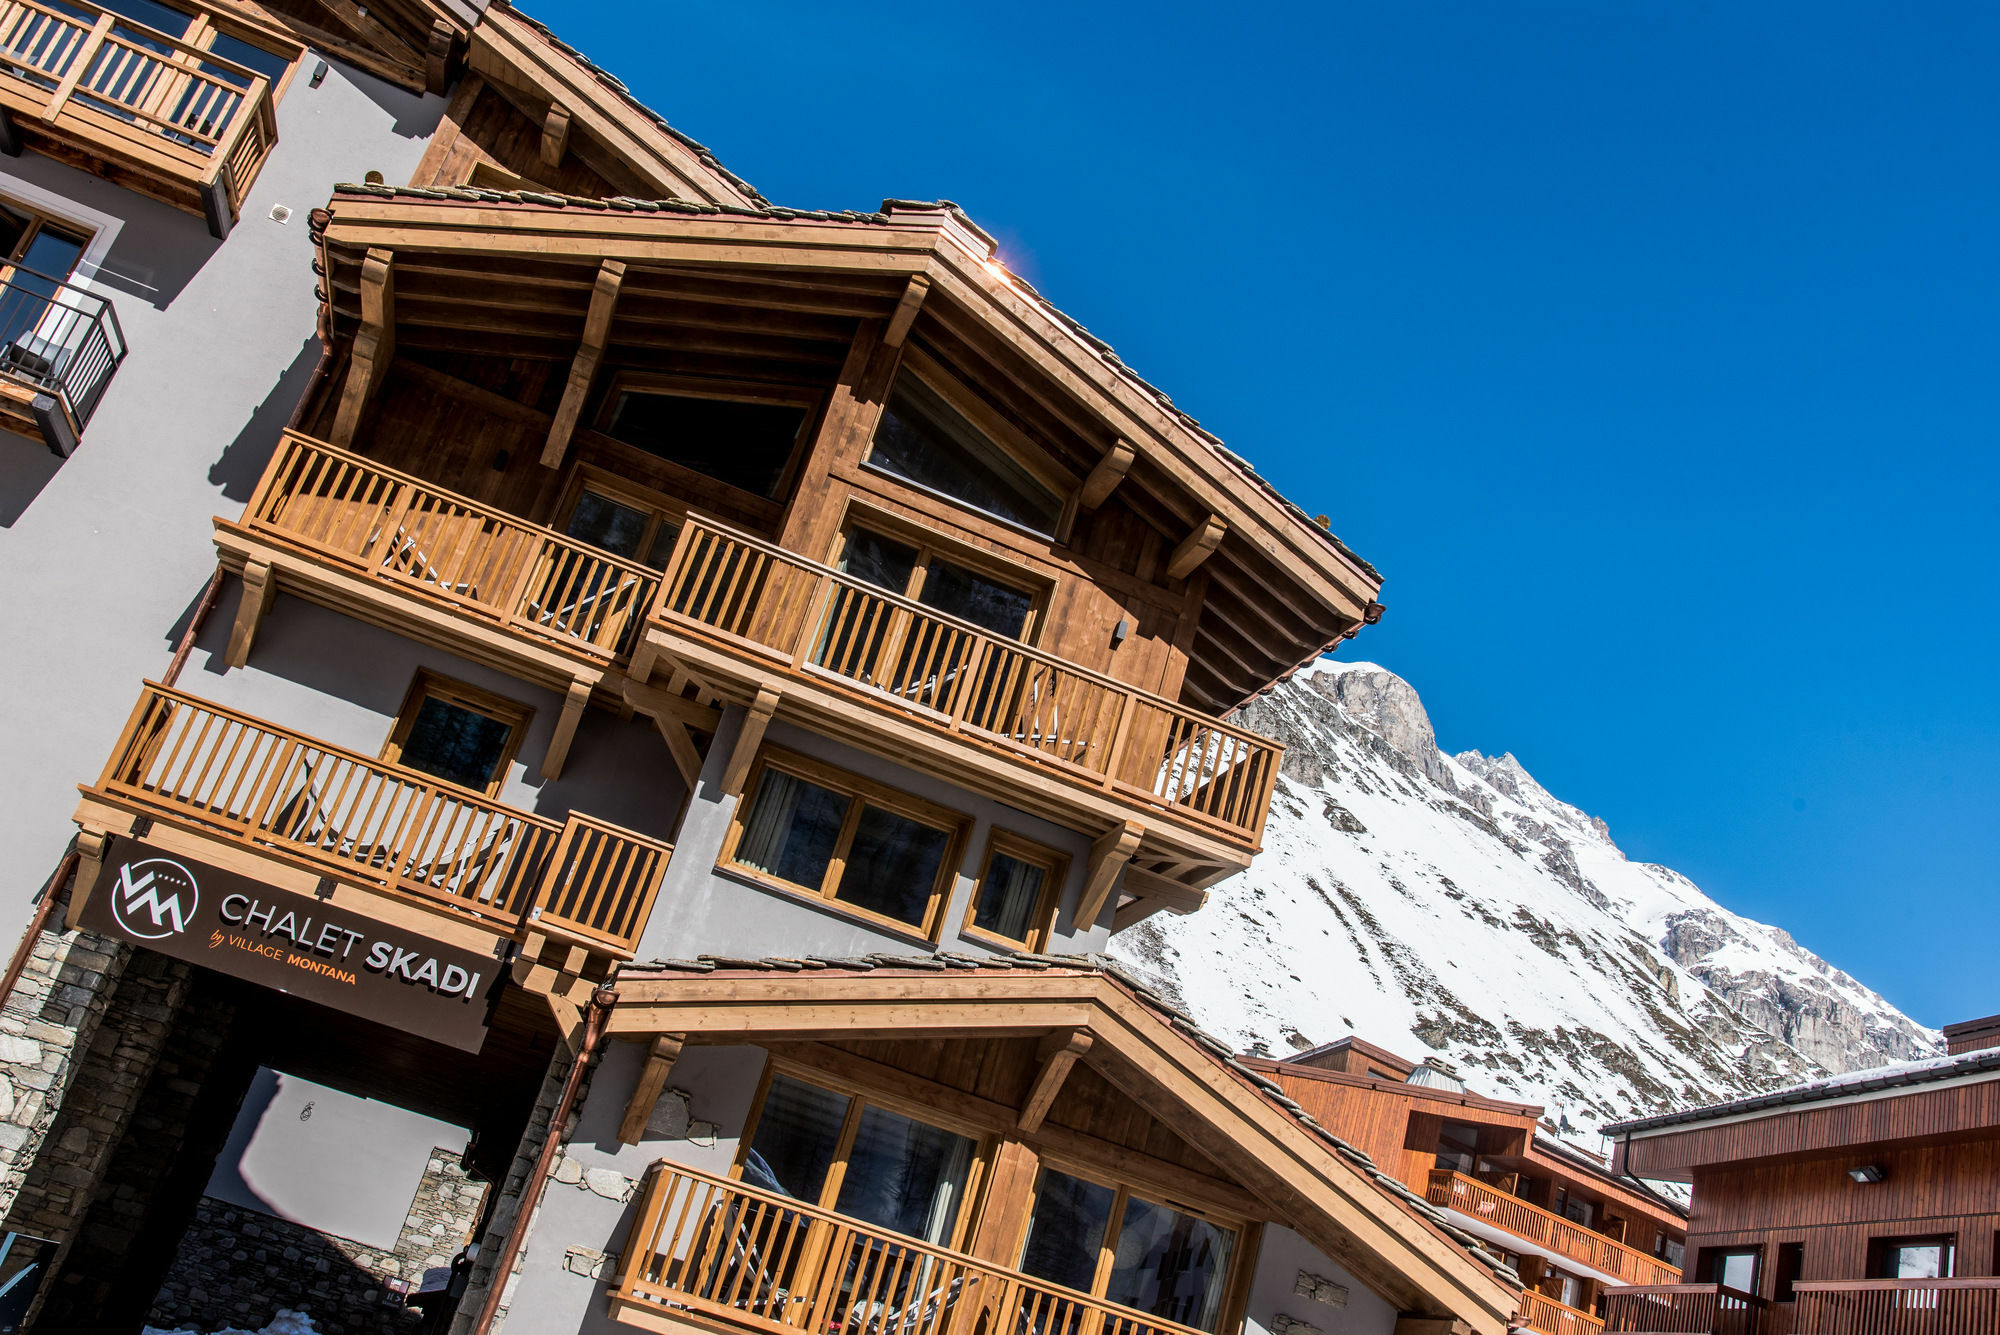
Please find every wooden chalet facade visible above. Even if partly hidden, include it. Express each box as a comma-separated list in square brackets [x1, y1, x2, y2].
[0, 4, 1551, 1335]
[1245, 1039, 1687, 1335]
[1599, 1032, 2000, 1335]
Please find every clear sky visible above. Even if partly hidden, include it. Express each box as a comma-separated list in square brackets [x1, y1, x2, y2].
[547, 2, 1999, 1029]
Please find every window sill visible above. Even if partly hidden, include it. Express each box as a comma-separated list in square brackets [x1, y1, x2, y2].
[710, 863, 944, 953]
[958, 924, 1044, 956]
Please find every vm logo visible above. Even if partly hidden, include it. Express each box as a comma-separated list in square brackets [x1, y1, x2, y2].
[109, 858, 199, 939]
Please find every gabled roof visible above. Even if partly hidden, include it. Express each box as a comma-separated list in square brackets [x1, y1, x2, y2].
[611, 949, 1523, 1334]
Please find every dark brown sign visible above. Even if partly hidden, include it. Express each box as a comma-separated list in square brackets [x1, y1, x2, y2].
[81, 844, 504, 1052]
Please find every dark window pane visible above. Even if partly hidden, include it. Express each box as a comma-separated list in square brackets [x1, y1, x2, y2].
[205, 32, 292, 86]
[1104, 1195, 1235, 1331]
[867, 377, 1062, 535]
[737, 770, 850, 889]
[835, 805, 949, 928]
[838, 528, 919, 594]
[96, 0, 192, 36]
[743, 1074, 850, 1201]
[398, 696, 511, 789]
[918, 558, 1031, 638]
[0, 205, 32, 261]
[606, 392, 807, 499]
[832, 1105, 975, 1244]
[643, 520, 683, 570]
[973, 853, 1046, 942]
[565, 490, 650, 561]
[1019, 1169, 1115, 1295]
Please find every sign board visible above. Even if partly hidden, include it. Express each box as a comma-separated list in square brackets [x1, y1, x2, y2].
[80, 844, 504, 1052]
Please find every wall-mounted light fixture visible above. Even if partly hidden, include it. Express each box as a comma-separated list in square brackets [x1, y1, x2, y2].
[1111, 619, 1130, 647]
[309, 59, 328, 88]
[1848, 1164, 1886, 1183]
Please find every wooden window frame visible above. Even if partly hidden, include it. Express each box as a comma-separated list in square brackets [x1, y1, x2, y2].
[831, 506, 1053, 646]
[553, 462, 694, 569]
[381, 670, 533, 798]
[959, 828, 1069, 952]
[718, 744, 970, 940]
[119, 3, 307, 104]
[592, 371, 823, 510]
[0, 196, 95, 280]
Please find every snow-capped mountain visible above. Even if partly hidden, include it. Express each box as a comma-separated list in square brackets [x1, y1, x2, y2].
[1112, 661, 1940, 1131]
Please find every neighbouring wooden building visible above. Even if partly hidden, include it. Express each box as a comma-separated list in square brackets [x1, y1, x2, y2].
[0, 3, 1560, 1334]
[1244, 1038, 1687, 1335]
[1599, 1027, 2000, 1335]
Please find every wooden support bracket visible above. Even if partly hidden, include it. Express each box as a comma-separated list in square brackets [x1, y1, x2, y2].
[425, 17, 456, 95]
[653, 713, 705, 790]
[1166, 513, 1227, 580]
[224, 560, 276, 668]
[545, 990, 585, 1056]
[540, 675, 597, 780]
[330, 248, 394, 449]
[882, 274, 931, 348]
[1076, 821, 1144, 929]
[542, 258, 626, 467]
[1080, 440, 1135, 510]
[617, 1033, 686, 1144]
[720, 687, 781, 799]
[1017, 1029, 1093, 1134]
[65, 828, 113, 929]
[541, 101, 571, 170]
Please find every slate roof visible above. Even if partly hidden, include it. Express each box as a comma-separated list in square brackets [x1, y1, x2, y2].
[620, 947, 1523, 1291]
[1602, 1046, 2000, 1136]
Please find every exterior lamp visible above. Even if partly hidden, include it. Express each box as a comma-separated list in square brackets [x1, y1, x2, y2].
[1848, 1165, 1886, 1183]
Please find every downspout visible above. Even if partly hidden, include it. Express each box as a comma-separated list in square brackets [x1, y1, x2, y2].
[469, 985, 618, 1335]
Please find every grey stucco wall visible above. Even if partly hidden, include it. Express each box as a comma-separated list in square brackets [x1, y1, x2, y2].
[0, 57, 447, 938]
[1242, 1225, 1398, 1335]
[635, 709, 1119, 963]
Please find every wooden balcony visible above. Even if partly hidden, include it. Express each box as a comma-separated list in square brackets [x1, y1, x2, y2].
[1791, 1279, 2000, 1335]
[613, 1158, 1211, 1335]
[0, 0, 278, 236]
[85, 683, 670, 957]
[1601, 1285, 1762, 1335]
[1426, 1171, 1682, 1288]
[1520, 1290, 1606, 1335]
[648, 518, 1282, 861]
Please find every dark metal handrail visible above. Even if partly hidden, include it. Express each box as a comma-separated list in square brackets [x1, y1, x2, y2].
[0, 263, 126, 432]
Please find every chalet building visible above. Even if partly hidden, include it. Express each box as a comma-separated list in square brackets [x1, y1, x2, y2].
[0, 3, 1554, 1334]
[1599, 1025, 2000, 1335]
[1246, 1038, 1687, 1335]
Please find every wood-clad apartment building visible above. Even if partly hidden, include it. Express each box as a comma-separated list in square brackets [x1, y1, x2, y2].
[0, 4, 1550, 1334]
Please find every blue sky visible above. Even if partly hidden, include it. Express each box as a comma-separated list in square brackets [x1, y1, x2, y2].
[548, 2, 1999, 1029]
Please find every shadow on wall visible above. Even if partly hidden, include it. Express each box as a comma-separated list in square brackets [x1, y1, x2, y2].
[0, 431, 63, 526]
[341, 61, 451, 143]
[87, 200, 218, 313]
[211, 335, 323, 501]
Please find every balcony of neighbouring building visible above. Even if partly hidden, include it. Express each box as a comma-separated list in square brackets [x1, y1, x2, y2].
[1517, 1289, 1605, 1335]
[0, 262, 123, 453]
[0, 0, 282, 235]
[1600, 1284, 1762, 1335]
[76, 682, 672, 961]
[1788, 1278, 2000, 1335]
[1426, 1171, 1682, 1289]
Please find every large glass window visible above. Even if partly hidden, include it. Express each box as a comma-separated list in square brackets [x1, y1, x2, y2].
[382, 673, 529, 795]
[963, 831, 1067, 949]
[837, 526, 1036, 638]
[605, 389, 808, 500]
[1018, 1168, 1239, 1333]
[1871, 1236, 1953, 1280]
[867, 375, 1063, 536]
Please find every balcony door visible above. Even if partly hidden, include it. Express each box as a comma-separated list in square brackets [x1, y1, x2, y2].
[0, 200, 90, 384]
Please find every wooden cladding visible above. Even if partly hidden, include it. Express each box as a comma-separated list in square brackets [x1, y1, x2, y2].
[1600, 1285, 1762, 1335]
[242, 433, 659, 665]
[0, 0, 280, 231]
[655, 517, 1280, 845]
[1516, 1289, 1603, 1335]
[612, 1158, 1213, 1335]
[1427, 1171, 1681, 1287]
[1792, 1278, 2000, 1335]
[90, 683, 670, 956]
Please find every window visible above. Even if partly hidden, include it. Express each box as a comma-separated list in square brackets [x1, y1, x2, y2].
[561, 479, 684, 570]
[0, 199, 92, 384]
[603, 386, 810, 500]
[867, 373, 1064, 536]
[1772, 1242, 1804, 1302]
[1435, 1122, 1480, 1174]
[724, 748, 966, 937]
[837, 525, 1038, 638]
[1554, 1187, 1595, 1228]
[1655, 1233, 1686, 1269]
[383, 673, 530, 796]
[1017, 1166, 1238, 1333]
[739, 1071, 977, 1247]
[962, 830, 1068, 950]
[74, 2, 296, 92]
[1705, 1247, 1760, 1295]
[1870, 1236, 1953, 1280]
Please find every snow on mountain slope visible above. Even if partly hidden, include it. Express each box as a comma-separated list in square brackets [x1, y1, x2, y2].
[1111, 661, 1940, 1130]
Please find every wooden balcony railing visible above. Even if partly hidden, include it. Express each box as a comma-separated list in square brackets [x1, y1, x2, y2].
[0, 0, 277, 228]
[654, 518, 1282, 845]
[1426, 1171, 1681, 1287]
[1519, 1290, 1606, 1335]
[1791, 1278, 2000, 1335]
[1601, 1285, 1762, 1335]
[614, 1159, 1211, 1335]
[91, 683, 670, 956]
[239, 434, 661, 666]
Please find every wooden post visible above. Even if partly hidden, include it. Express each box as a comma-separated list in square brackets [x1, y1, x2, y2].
[224, 560, 276, 668]
[41, 13, 114, 124]
[330, 248, 394, 448]
[64, 828, 114, 929]
[719, 687, 780, 799]
[1076, 821, 1143, 929]
[425, 18, 456, 95]
[617, 1033, 686, 1144]
[541, 259, 625, 467]
[1079, 440, 1135, 510]
[540, 676, 595, 780]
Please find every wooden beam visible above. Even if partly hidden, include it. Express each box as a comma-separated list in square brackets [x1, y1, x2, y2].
[223, 560, 276, 668]
[1123, 867, 1208, 915]
[1076, 821, 1144, 929]
[720, 687, 781, 799]
[540, 676, 595, 780]
[653, 712, 705, 790]
[1080, 439, 1136, 510]
[541, 101, 571, 171]
[1017, 1029, 1093, 1135]
[620, 677, 722, 735]
[881, 273, 930, 348]
[545, 989, 585, 1056]
[329, 248, 394, 448]
[65, 827, 113, 929]
[617, 1033, 686, 1144]
[425, 17, 455, 96]
[542, 258, 626, 467]
[1166, 513, 1227, 580]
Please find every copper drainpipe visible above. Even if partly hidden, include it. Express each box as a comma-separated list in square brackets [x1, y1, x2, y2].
[469, 985, 618, 1335]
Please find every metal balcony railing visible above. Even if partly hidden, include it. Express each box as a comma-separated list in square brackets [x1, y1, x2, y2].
[0, 263, 124, 448]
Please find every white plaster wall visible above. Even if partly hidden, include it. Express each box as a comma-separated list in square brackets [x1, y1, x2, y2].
[0, 57, 448, 935]
[1243, 1225, 1399, 1335]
